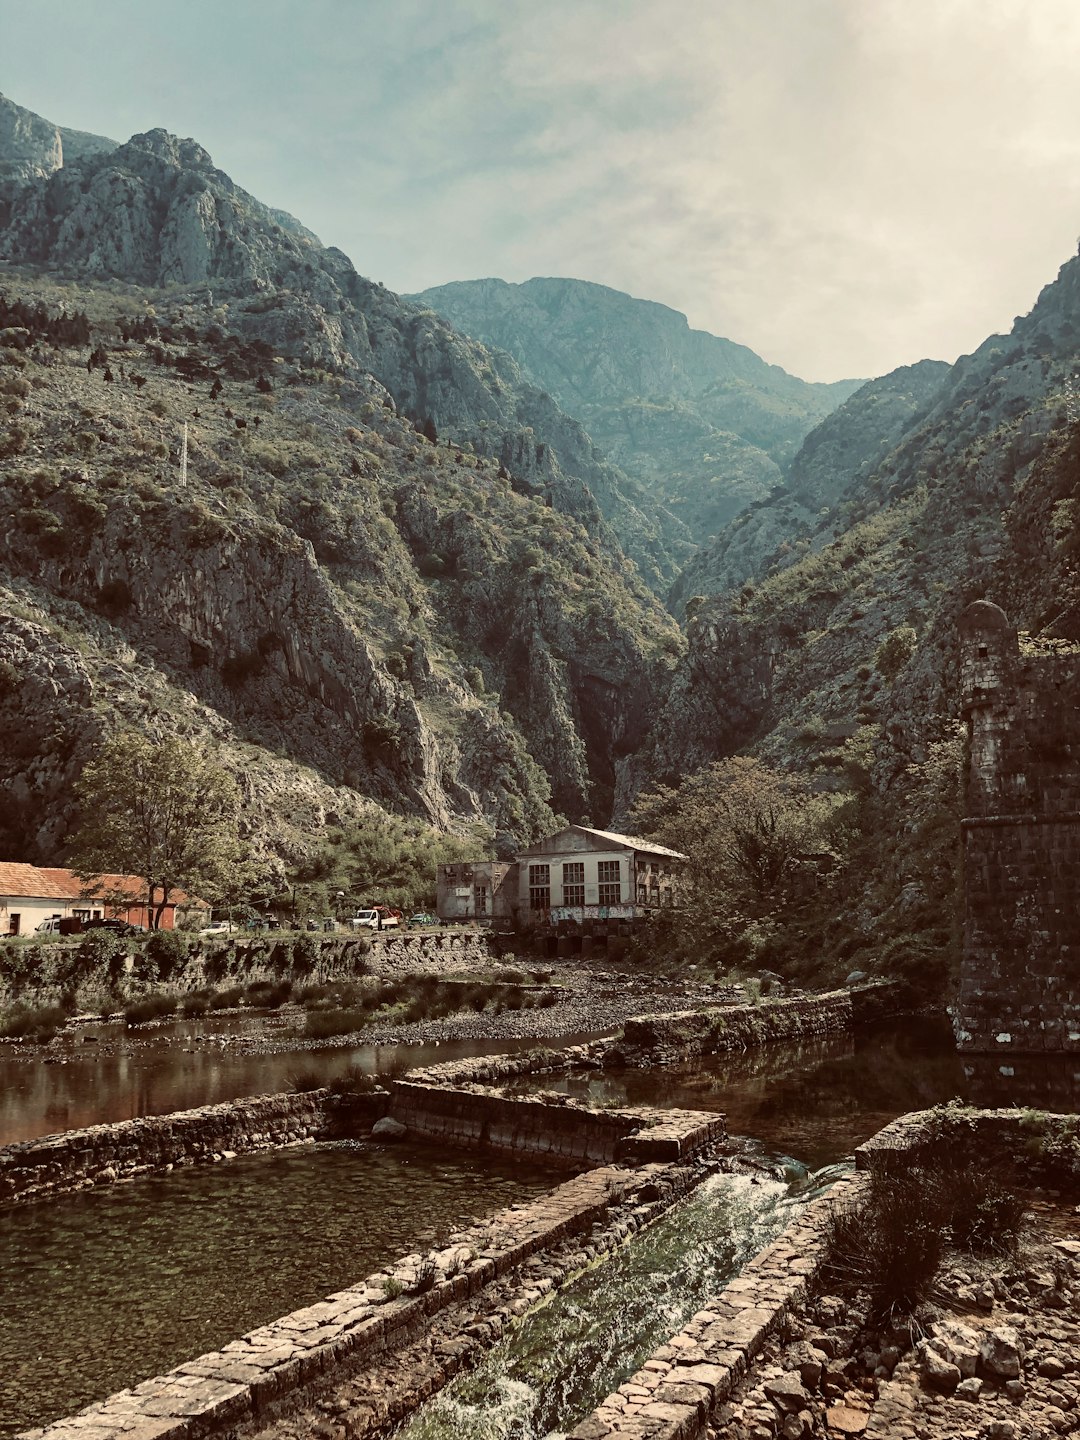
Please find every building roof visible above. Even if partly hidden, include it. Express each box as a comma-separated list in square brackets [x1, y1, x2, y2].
[0, 862, 75, 900]
[574, 825, 688, 860]
[518, 825, 688, 862]
[0, 863, 193, 906]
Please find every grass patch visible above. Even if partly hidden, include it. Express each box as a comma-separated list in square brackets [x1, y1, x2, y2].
[305, 1007, 370, 1040]
[245, 978, 293, 1009]
[821, 1162, 1026, 1323]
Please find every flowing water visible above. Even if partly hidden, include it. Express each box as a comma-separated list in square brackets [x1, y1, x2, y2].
[0, 1141, 556, 1437]
[5, 1015, 1077, 1435]
[397, 1163, 843, 1440]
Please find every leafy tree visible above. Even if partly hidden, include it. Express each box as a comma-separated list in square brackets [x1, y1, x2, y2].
[629, 756, 842, 958]
[69, 732, 242, 929]
[874, 624, 918, 681]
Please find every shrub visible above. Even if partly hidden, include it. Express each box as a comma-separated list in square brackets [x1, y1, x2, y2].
[936, 1159, 1026, 1254]
[180, 994, 212, 1017]
[124, 994, 178, 1027]
[305, 1008, 369, 1039]
[245, 979, 293, 1009]
[0, 1003, 68, 1042]
[292, 934, 319, 973]
[145, 929, 189, 981]
[494, 967, 527, 983]
[213, 986, 244, 1009]
[289, 1067, 326, 1093]
[326, 1065, 384, 1096]
[821, 1168, 945, 1323]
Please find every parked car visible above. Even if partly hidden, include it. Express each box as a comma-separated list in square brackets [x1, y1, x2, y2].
[198, 920, 235, 937]
[34, 916, 64, 934]
[407, 913, 438, 928]
[85, 918, 142, 935]
[350, 910, 381, 931]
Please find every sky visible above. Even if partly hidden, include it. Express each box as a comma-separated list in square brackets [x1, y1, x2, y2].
[3, 0, 1080, 381]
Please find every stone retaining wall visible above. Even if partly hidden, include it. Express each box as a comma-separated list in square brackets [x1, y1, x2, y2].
[613, 989, 858, 1065]
[566, 1171, 868, 1440]
[854, 1104, 1080, 1186]
[0, 931, 498, 1010]
[0, 1092, 327, 1206]
[18, 1159, 709, 1440]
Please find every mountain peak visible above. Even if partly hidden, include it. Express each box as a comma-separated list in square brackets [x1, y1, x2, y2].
[123, 128, 214, 172]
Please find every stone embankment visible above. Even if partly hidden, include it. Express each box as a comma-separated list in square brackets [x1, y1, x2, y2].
[0, 929, 499, 1010]
[611, 986, 897, 1066]
[17, 1159, 715, 1440]
[0, 1093, 325, 1206]
[671, 1106, 1080, 1440]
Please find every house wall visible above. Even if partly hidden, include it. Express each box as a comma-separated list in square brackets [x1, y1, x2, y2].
[436, 861, 516, 925]
[0, 897, 69, 936]
[0, 896, 175, 935]
[956, 601, 1080, 1054]
[517, 843, 633, 919]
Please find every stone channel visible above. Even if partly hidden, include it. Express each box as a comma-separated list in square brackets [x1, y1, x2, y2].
[14, 984, 1073, 1440]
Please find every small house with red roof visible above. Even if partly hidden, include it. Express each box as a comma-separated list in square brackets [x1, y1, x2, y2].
[0, 863, 202, 935]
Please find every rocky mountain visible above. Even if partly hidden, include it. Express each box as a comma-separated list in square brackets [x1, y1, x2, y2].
[669, 358, 952, 613]
[410, 276, 862, 548]
[0, 100, 683, 591]
[643, 247, 1080, 794]
[0, 95, 685, 875]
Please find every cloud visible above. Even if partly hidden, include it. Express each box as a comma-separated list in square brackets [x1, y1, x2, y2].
[4, 0, 1080, 378]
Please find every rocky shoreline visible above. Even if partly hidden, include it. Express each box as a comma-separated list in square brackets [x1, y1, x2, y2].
[715, 1196, 1080, 1440]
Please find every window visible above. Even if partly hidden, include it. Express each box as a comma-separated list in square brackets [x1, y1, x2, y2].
[528, 863, 551, 912]
[597, 859, 621, 906]
[8, 914, 19, 936]
[474, 885, 488, 915]
[562, 861, 585, 907]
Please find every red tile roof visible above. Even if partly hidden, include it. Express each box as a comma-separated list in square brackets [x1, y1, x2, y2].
[0, 862, 75, 900]
[0, 864, 192, 907]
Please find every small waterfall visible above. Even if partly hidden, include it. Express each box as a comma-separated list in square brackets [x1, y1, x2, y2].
[398, 1160, 846, 1440]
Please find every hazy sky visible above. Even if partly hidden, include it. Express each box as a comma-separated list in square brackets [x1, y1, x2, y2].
[3, 0, 1080, 381]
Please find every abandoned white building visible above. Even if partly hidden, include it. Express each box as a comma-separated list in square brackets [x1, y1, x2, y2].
[435, 826, 686, 935]
[516, 825, 686, 925]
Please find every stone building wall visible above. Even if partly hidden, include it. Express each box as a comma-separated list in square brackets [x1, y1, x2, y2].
[956, 600, 1080, 1053]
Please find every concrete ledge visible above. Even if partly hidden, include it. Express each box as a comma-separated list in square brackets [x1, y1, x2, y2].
[855, 1104, 1080, 1180]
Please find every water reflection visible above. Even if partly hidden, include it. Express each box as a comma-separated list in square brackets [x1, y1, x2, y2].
[510, 1018, 1080, 1168]
[0, 1018, 599, 1146]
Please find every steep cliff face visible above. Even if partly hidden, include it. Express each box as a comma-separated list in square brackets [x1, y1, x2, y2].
[669, 358, 951, 612]
[642, 249, 1080, 793]
[410, 276, 862, 551]
[0, 106, 679, 588]
[0, 262, 679, 859]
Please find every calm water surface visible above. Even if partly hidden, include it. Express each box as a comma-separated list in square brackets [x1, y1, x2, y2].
[510, 1017, 1080, 1168]
[4, 1015, 1078, 1435]
[0, 1012, 599, 1145]
[0, 1141, 557, 1437]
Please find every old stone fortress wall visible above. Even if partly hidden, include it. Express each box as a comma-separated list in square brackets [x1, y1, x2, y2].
[956, 600, 1080, 1054]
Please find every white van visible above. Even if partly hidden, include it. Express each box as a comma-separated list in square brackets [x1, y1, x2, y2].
[35, 916, 64, 934]
[350, 910, 380, 930]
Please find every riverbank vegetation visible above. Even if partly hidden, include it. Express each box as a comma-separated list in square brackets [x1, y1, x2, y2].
[628, 733, 964, 998]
